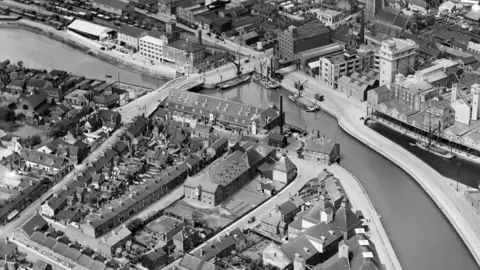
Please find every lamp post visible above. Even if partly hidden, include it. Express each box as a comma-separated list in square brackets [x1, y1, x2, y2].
[457, 161, 462, 192]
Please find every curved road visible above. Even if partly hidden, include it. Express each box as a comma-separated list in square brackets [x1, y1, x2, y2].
[281, 68, 480, 266]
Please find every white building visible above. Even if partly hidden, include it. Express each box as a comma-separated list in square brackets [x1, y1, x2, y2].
[139, 34, 168, 62]
[311, 9, 343, 27]
[117, 25, 146, 50]
[450, 83, 480, 125]
[378, 38, 419, 86]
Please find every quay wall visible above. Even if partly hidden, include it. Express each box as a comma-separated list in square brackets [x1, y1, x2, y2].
[0, 21, 177, 79]
[331, 164, 402, 270]
[317, 98, 480, 267]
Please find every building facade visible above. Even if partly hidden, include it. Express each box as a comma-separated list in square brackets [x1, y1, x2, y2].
[92, 0, 127, 15]
[278, 21, 330, 61]
[164, 40, 205, 72]
[378, 38, 419, 86]
[117, 25, 146, 50]
[139, 35, 168, 62]
[319, 50, 374, 89]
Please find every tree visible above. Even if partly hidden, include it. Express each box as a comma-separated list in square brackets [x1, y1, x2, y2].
[16, 61, 23, 70]
[127, 218, 144, 232]
[47, 123, 67, 138]
[191, 211, 202, 224]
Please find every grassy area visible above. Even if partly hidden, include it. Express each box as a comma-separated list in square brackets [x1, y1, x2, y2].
[0, 121, 22, 133]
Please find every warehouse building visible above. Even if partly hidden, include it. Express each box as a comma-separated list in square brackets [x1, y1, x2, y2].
[67, 19, 115, 41]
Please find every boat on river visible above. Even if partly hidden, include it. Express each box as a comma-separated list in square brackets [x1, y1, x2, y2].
[410, 141, 456, 159]
[306, 105, 321, 112]
[219, 74, 251, 90]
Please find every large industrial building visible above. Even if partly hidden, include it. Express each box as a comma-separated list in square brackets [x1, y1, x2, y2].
[277, 21, 331, 61]
[67, 19, 115, 41]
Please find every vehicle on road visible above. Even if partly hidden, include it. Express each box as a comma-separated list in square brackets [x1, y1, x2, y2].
[248, 216, 255, 223]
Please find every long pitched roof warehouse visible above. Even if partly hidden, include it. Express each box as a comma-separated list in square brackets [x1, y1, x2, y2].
[68, 19, 113, 37]
[166, 91, 281, 128]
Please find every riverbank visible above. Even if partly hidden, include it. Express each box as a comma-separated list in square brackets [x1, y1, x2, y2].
[0, 19, 177, 78]
[327, 163, 402, 270]
[280, 68, 480, 267]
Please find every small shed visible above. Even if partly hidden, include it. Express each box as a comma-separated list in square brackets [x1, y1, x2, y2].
[268, 134, 288, 148]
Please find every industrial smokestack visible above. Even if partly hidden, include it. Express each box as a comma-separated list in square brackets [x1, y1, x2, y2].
[198, 29, 203, 45]
[359, 9, 365, 45]
[280, 96, 284, 135]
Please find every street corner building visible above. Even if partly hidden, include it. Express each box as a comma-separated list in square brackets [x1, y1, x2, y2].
[183, 142, 277, 207]
[164, 91, 284, 135]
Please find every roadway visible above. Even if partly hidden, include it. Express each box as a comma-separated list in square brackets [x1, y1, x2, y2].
[164, 152, 322, 269]
[279, 67, 480, 266]
[118, 57, 266, 123]
[135, 9, 263, 58]
[1, 128, 124, 238]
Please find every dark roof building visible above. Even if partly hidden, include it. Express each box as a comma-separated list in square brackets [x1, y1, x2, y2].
[165, 91, 282, 132]
[21, 213, 48, 237]
[118, 25, 146, 38]
[168, 40, 205, 53]
[278, 21, 331, 61]
[178, 254, 219, 270]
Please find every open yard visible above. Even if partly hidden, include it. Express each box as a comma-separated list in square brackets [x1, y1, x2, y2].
[241, 239, 270, 261]
[0, 121, 47, 140]
[165, 199, 234, 230]
[221, 177, 268, 218]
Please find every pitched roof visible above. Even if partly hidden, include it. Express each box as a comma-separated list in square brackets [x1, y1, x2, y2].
[126, 116, 148, 137]
[77, 254, 106, 270]
[142, 248, 166, 262]
[0, 240, 17, 257]
[278, 200, 298, 215]
[168, 40, 204, 53]
[52, 242, 82, 261]
[20, 149, 67, 170]
[26, 79, 49, 89]
[93, 0, 128, 10]
[166, 91, 279, 128]
[302, 197, 334, 224]
[179, 254, 219, 270]
[22, 213, 47, 237]
[334, 205, 362, 232]
[118, 25, 145, 38]
[281, 225, 338, 261]
[304, 138, 337, 154]
[22, 90, 48, 109]
[274, 155, 296, 173]
[46, 196, 66, 212]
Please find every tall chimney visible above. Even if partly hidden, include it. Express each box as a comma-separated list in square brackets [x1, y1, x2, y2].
[280, 95, 284, 135]
[359, 9, 365, 45]
[198, 29, 203, 45]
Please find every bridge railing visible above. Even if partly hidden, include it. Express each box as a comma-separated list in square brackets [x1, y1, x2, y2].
[158, 76, 187, 92]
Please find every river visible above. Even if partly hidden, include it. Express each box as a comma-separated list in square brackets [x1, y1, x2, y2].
[1, 28, 477, 270]
[0, 28, 168, 88]
[200, 82, 478, 270]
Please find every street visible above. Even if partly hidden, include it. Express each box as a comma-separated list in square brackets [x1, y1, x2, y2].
[1, 128, 123, 242]
[118, 57, 266, 123]
[164, 152, 323, 269]
[279, 68, 480, 266]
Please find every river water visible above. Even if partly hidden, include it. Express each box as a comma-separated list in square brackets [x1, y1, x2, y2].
[1, 28, 477, 270]
[0, 28, 167, 88]
[200, 83, 478, 270]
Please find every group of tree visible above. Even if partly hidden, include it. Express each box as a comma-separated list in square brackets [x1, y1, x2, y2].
[0, 108, 15, 122]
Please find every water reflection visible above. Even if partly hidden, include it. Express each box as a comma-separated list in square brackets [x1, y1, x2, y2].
[200, 82, 479, 270]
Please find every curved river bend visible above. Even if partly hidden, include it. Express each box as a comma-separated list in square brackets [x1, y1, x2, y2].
[0, 28, 477, 270]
